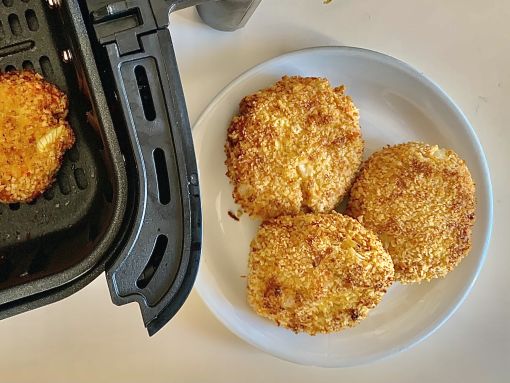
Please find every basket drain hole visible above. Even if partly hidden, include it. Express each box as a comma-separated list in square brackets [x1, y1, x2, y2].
[22, 60, 34, 70]
[43, 187, 55, 200]
[2, 0, 13, 7]
[153, 148, 170, 205]
[135, 65, 156, 121]
[58, 174, 71, 195]
[136, 234, 168, 289]
[40, 56, 53, 78]
[9, 203, 20, 211]
[25, 9, 39, 31]
[8, 14, 22, 36]
[5, 64, 15, 72]
[74, 168, 88, 190]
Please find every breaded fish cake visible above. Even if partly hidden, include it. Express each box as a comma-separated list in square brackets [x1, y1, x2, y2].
[347, 142, 476, 283]
[0, 71, 74, 203]
[225, 76, 363, 219]
[247, 213, 394, 334]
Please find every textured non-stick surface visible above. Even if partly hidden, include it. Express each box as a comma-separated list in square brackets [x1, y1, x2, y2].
[0, 0, 126, 297]
[0, 0, 103, 245]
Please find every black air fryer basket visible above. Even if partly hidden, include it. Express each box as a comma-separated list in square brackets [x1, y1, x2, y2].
[0, 0, 260, 335]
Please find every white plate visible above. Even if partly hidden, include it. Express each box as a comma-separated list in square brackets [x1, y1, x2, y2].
[192, 47, 493, 367]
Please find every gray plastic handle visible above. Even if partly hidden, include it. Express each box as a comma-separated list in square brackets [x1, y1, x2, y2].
[103, 29, 202, 335]
[197, 0, 262, 31]
[88, 0, 260, 335]
[89, 0, 202, 335]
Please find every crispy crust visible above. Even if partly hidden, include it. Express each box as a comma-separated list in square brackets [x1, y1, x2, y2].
[0, 71, 74, 203]
[247, 213, 394, 334]
[225, 76, 363, 219]
[346, 142, 476, 283]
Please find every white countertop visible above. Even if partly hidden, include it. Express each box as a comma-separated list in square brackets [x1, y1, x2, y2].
[1, 0, 508, 381]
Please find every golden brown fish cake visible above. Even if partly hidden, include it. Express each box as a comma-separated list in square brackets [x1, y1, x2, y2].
[0, 71, 75, 203]
[247, 213, 394, 335]
[346, 142, 476, 283]
[225, 76, 363, 219]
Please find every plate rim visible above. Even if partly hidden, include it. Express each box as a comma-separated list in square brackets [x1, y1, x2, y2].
[193, 46, 494, 367]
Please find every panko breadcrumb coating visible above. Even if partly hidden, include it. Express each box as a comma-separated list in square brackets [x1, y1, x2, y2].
[0, 71, 74, 203]
[346, 142, 476, 283]
[247, 213, 394, 335]
[225, 76, 363, 219]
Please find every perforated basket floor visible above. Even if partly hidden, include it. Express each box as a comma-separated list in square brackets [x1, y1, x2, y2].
[0, 0, 116, 291]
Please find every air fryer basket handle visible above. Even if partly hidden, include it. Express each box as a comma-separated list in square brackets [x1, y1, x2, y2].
[87, 0, 259, 335]
[103, 28, 201, 335]
[86, 0, 205, 334]
[100, 28, 201, 335]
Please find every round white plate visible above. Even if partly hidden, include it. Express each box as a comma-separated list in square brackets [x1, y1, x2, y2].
[192, 47, 493, 367]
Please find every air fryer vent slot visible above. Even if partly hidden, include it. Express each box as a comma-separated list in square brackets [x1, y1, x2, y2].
[25, 9, 38, 31]
[43, 187, 55, 201]
[58, 173, 71, 195]
[0, 41, 34, 57]
[39, 55, 52, 77]
[8, 203, 20, 211]
[153, 148, 171, 205]
[8, 14, 22, 36]
[74, 168, 88, 190]
[136, 234, 168, 289]
[135, 65, 156, 121]
[22, 59, 33, 70]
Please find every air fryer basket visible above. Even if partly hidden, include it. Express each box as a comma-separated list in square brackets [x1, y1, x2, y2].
[0, 0, 127, 310]
[0, 0, 260, 334]
[84, 0, 203, 334]
[0, 0, 203, 335]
